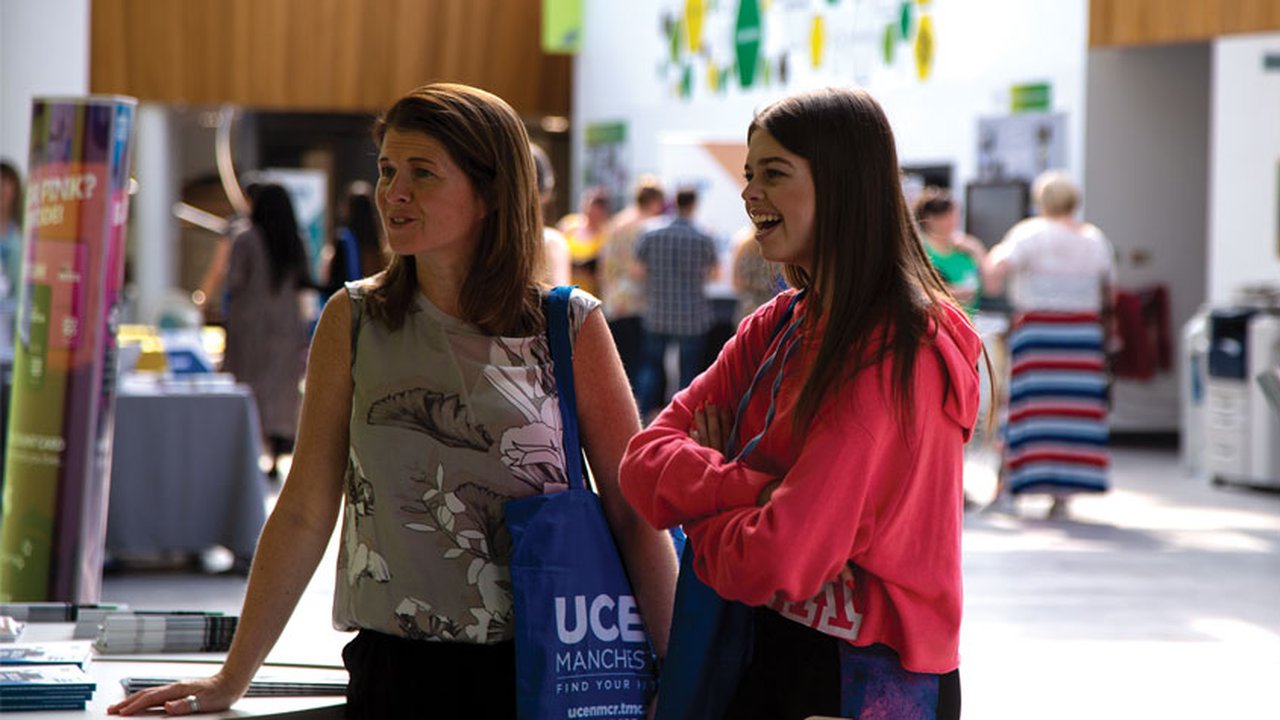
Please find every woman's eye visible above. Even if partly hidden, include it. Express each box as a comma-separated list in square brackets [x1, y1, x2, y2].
[765, 169, 784, 180]
[413, 168, 433, 179]
[378, 166, 394, 179]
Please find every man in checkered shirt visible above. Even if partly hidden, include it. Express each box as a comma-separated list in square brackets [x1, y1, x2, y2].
[634, 187, 719, 416]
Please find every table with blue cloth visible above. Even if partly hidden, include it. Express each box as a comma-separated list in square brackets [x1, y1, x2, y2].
[106, 379, 268, 566]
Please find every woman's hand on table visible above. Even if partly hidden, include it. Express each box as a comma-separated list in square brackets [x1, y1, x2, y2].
[107, 672, 246, 716]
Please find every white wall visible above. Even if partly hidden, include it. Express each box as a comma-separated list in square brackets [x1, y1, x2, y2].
[0, 0, 91, 171]
[1084, 43, 1212, 431]
[1085, 43, 1210, 331]
[573, 0, 1090, 238]
[1208, 32, 1280, 305]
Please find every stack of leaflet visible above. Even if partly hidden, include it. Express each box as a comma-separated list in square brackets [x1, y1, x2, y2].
[122, 673, 348, 697]
[0, 644, 93, 668]
[94, 611, 238, 654]
[0, 643, 96, 711]
[0, 602, 128, 626]
[0, 665, 96, 711]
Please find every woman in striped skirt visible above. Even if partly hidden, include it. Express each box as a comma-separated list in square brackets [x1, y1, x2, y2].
[987, 170, 1117, 519]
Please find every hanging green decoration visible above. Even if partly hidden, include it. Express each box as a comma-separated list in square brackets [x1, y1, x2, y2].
[734, 0, 763, 88]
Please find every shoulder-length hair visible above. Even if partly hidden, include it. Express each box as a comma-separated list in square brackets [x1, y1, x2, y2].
[749, 87, 956, 432]
[364, 83, 545, 336]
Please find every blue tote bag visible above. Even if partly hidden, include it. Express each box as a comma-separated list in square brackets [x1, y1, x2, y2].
[505, 286, 657, 720]
[655, 291, 805, 720]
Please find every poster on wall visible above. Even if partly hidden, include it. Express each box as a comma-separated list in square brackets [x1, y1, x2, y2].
[976, 112, 1067, 183]
[583, 122, 630, 209]
[0, 95, 138, 602]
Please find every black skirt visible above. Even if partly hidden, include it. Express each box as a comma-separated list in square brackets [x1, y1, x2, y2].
[342, 629, 516, 719]
[724, 607, 961, 720]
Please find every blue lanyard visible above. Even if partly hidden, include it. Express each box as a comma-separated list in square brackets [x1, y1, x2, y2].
[725, 290, 807, 462]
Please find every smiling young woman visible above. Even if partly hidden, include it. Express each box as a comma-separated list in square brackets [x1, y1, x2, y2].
[742, 129, 817, 271]
[620, 87, 979, 719]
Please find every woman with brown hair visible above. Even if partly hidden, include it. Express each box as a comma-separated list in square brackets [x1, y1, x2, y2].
[621, 87, 980, 719]
[223, 183, 310, 479]
[111, 83, 676, 718]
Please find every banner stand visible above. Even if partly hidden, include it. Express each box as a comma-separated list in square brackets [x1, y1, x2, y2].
[0, 95, 138, 602]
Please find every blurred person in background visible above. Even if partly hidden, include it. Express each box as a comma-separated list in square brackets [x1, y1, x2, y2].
[621, 87, 974, 719]
[914, 187, 990, 316]
[556, 186, 611, 296]
[529, 142, 572, 285]
[223, 183, 310, 481]
[195, 182, 261, 321]
[730, 223, 782, 325]
[322, 181, 388, 296]
[110, 83, 676, 718]
[634, 187, 718, 417]
[600, 175, 666, 397]
[985, 169, 1116, 519]
[0, 160, 24, 301]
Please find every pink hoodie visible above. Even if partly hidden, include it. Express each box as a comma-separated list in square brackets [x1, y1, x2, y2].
[620, 290, 981, 674]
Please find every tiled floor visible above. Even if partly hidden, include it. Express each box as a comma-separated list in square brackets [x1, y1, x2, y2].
[101, 442, 1280, 718]
[961, 442, 1280, 718]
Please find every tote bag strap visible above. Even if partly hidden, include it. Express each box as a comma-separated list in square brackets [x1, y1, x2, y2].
[725, 289, 806, 461]
[546, 285, 586, 492]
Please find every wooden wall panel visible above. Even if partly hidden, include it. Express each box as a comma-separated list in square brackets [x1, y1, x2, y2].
[90, 0, 572, 116]
[1091, 0, 1280, 48]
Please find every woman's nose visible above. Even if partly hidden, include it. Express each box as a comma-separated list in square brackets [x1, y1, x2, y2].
[386, 174, 411, 202]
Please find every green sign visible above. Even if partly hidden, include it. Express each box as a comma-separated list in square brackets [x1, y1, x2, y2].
[542, 0, 583, 54]
[585, 122, 626, 146]
[1011, 82, 1052, 113]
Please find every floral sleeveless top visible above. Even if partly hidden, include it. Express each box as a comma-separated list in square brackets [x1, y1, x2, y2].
[333, 281, 599, 643]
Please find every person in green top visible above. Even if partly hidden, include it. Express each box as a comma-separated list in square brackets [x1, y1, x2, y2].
[913, 187, 990, 316]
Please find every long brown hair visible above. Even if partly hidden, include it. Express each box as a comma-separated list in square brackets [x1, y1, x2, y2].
[365, 83, 545, 336]
[250, 184, 311, 291]
[750, 87, 956, 433]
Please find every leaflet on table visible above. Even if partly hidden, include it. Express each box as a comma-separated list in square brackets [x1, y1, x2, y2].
[0, 601, 128, 622]
[0, 642, 93, 667]
[72, 608, 229, 639]
[0, 663, 96, 690]
[122, 673, 349, 697]
[0, 663, 95, 711]
[94, 613, 239, 653]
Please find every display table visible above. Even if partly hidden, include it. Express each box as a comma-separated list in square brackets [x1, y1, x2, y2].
[4, 626, 346, 718]
[106, 379, 268, 564]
